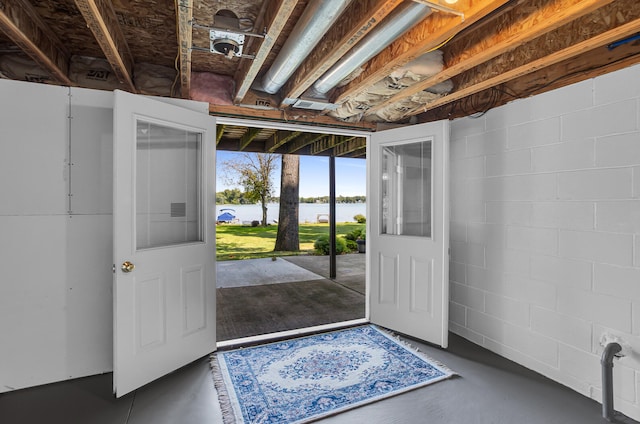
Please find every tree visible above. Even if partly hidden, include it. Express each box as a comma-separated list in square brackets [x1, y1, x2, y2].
[274, 154, 300, 251]
[222, 153, 279, 226]
[216, 188, 244, 204]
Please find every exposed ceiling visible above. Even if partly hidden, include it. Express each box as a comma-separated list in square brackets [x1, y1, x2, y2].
[1, 0, 639, 158]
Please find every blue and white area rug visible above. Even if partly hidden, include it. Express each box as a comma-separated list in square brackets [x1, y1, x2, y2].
[211, 325, 455, 423]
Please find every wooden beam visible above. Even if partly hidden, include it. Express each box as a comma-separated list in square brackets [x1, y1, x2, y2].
[422, 40, 640, 122]
[334, 137, 367, 156]
[74, 0, 135, 92]
[216, 124, 225, 145]
[405, 1, 640, 117]
[333, 0, 511, 104]
[234, 0, 299, 103]
[365, 0, 614, 117]
[311, 135, 356, 155]
[239, 127, 262, 150]
[238, 89, 282, 109]
[208, 104, 377, 131]
[265, 131, 302, 152]
[349, 147, 367, 158]
[175, 0, 192, 99]
[287, 132, 327, 153]
[0, 0, 71, 84]
[281, 0, 405, 103]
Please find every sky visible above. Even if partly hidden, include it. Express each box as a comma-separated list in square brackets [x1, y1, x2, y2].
[216, 151, 366, 198]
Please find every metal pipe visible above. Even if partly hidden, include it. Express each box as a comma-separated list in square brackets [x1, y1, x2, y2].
[311, 1, 432, 96]
[601, 342, 622, 422]
[261, 0, 353, 94]
[329, 155, 336, 279]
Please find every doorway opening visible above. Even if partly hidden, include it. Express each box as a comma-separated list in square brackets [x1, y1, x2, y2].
[213, 118, 370, 344]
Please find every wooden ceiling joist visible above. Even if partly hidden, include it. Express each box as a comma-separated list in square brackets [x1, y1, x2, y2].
[364, 0, 615, 118]
[333, 0, 511, 105]
[281, 0, 405, 104]
[349, 146, 367, 158]
[334, 137, 367, 157]
[423, 34, 640, 122]
[287, 132, 327, 153]
[234, 0, 299, 103]
[310, 135, 356, 155]
[74, 0, 135, 92]
[175, 0, 193, 99]
[216, 124, 225, 145]
[0, 0, 72, 85]
[508, 37, 640, 100]
[238, 127, 262, 150]
[265, 131, 302, 152]
[407, 0, 640, 118]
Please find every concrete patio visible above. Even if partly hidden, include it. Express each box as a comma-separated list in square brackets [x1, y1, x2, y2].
[216, 254, 366, 341]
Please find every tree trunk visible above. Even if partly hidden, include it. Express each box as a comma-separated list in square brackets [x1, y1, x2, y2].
[274, 155, 300, 251]
[261, 194, 268, 226]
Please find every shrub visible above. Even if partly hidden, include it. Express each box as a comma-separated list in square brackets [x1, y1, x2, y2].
[354, 214, 366, 224]
[314, 235, 347, 255]
[345, 239, 358, 251]
[345, 228, 363, 242]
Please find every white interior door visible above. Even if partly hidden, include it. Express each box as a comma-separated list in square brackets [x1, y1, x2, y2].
[113, 90, 216, 397]
[367, 120, 449, 347]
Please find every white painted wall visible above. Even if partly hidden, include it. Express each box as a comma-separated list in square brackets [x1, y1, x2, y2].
[0, 81, 211, 393]
[449, 63, 640, 420]
[0, 81, 114, 391]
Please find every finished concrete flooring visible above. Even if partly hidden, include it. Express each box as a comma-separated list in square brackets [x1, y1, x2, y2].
[3, 254, 638, 423]
[2, 331, 636, 423]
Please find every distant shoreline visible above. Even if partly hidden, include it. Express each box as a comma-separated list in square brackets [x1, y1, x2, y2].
[216, 202, 367, 224]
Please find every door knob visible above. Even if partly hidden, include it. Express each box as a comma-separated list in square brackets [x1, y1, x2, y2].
[121, 261, 135, 273]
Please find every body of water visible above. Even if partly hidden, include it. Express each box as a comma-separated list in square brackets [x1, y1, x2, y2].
[216, 203, 367, 224]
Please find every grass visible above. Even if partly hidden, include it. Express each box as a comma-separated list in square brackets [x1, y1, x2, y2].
[216, 222, 365, 261]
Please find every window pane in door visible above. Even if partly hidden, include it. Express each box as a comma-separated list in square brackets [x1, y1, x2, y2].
[136, 120, 202, 249]
[380, 140, 432, 237]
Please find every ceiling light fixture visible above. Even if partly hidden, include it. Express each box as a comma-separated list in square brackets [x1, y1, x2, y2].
[210, 30, 244, 59]
[190, 10, 264, 60]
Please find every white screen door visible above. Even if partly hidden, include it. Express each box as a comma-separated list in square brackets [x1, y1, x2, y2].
[368, 120, 449, 347]
[113, 90, 216, 397]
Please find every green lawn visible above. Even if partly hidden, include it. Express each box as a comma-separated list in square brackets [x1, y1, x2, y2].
[216, 222, 365, 261]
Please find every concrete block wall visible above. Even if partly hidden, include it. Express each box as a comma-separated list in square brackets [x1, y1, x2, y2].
[449, 63, 640, 420]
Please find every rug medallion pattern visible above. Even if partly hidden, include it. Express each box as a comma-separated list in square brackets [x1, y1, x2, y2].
[212, 325, 454, 423]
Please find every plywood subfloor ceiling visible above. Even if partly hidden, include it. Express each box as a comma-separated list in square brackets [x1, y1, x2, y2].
[1, 0, 639, 156]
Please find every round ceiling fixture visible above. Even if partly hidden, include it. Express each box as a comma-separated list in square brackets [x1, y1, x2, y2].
[212, 38, 240, 58]
[210, 9, 245, 59]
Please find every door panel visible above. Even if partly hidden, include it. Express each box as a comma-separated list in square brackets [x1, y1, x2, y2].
[368, 120, 449, 347]
[113, 91, 216, 397]
[410, 257, 433, 314]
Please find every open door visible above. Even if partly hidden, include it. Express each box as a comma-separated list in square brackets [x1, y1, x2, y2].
[113, 90, 216, 397]
[367, 120, 449, 348]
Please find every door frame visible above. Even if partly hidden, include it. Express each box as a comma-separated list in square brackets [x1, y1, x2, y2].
[213, 117, 450, 349]
[214, 117, 372, 348]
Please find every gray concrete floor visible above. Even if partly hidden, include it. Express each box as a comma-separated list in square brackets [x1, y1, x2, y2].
[3, 255, 637, 423]
[1, 331, 636, 424]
